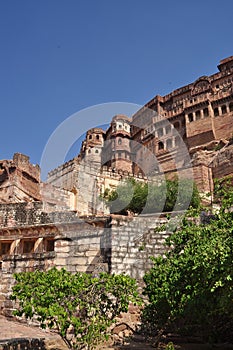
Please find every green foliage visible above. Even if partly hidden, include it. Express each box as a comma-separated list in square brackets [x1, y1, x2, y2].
[166, 342, 175, 350]
[11, 268, 140, 350]
[102, 178, 148, 214]
[103, 178, 200, 215]
[143, 182, 233, 343]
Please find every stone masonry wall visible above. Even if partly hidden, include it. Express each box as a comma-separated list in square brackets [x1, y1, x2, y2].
[0, 252, 55, 317]
[109, 214, 171, 279]
[54, 222, 109, 274]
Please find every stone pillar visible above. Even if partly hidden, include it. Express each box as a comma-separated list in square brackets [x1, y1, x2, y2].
[172, 137, 175, 148]
[185, 114, 189, 123]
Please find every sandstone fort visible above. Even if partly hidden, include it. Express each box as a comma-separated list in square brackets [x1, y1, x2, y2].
[1, 56, 233, 317]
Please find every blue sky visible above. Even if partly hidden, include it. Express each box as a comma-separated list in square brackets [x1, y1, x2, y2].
[1, 0, 233, 174]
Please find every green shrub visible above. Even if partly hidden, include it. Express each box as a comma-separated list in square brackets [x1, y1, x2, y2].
[11, 268, 141, 350]
[143, 183, 233, 343]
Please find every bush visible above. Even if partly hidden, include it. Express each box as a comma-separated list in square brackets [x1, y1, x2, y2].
[143, 183, 233, 343]
[11, 268, 141, 350]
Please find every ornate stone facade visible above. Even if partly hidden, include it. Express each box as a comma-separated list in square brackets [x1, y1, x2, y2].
[47, 56, 233, 214]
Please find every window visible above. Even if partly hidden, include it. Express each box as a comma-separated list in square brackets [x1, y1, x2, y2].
[0, 242, 11, 255]
[45, 239, 54, 252]
[118, 124, 122, 129]
[175, 136, 181, 147]
[118, 138, 122, 145]
[89, 135, 92, 140]
[158, 141, 164, 150]
[214, 107, 219, 117]
[88, 149, 91, 154]
[166, 139, 172, 150]
[173, 122, 180, 129]
[196, 110, 201, 120]
[230, 102, 233, 112]
[157, 128, 163, 137]
[188, 113, 193, 122]
[95, 149, 99, 153]
[221, 105, 227, 115]
[203, 108, 209, 117]
[165, 125, 171, 134]
[23, 240, 35, 254]
[96, 135, 100, 140]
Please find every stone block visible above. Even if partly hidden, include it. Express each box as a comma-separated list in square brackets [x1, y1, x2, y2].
[72, 257, 87, 265]
[75, 265, 87, 273]
[84, 250, 100, 257]
[55, 246, 70, 253]
[54, 258, 67, 266]
[75, 244, 90, 252]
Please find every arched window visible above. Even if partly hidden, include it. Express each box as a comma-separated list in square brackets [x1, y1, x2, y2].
[118, 138, 122, 145]
[158, 141, 164, 150]
[188, 113, 193, 122]
[88, 149, 91, 154]
[96, 134, 100, 140]
[95, 149, 99, 153]
[89, 135, 92, 139]
[214, 107, 219, 117]
[221, 105, 227, 114]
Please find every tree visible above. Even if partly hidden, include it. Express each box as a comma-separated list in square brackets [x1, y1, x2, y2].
[102, 178, 148, 215]
[11, 268, 140, 350]
[103, 178, 200, 215]
[143, 182, 233, 344]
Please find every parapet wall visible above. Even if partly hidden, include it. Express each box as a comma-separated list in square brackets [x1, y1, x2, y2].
[0, 202, 79, 228]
